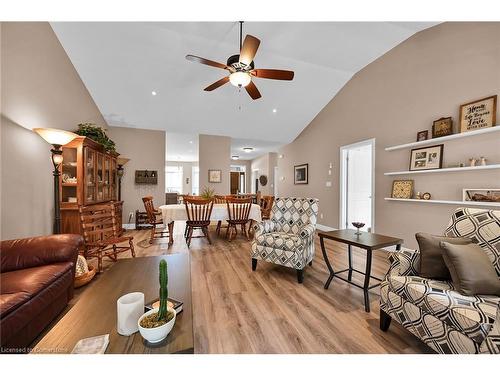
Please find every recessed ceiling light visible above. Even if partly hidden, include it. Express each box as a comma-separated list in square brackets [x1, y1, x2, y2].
[189, 140, 193, 144]
[272, 108, 277, 113]
[151, 91, 157, 96]
[243, 147, 253, 153]
[231, 155, 239, 160]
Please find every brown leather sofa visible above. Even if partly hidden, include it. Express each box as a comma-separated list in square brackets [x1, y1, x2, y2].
[1, 234, 83, 350]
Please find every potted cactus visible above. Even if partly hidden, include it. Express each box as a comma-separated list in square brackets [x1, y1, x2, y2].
[137, 259, 176, 343]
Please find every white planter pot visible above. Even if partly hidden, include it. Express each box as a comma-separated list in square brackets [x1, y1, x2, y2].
[137, 306, 176, 344]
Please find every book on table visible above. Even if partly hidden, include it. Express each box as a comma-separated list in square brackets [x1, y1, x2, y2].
[145, 297, 183, 314]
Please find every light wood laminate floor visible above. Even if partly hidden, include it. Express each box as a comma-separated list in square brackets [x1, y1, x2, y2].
[72, 223, 431, 354]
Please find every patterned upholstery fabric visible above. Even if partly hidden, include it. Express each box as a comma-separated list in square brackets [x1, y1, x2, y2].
[251, 197, 319, 270]
[444, 208, 500, 276]
[380, 208, 500, 354]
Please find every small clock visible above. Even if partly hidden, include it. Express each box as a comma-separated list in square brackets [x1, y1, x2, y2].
[422, 192, 432, 200]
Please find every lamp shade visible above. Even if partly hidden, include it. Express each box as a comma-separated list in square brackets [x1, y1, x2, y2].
[229, 72, 251, 87]
[33, 128, 78, 146]
[117, 157, 130, 166]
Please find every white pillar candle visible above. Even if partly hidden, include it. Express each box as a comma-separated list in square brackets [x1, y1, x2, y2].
[117, 292, 145, 336]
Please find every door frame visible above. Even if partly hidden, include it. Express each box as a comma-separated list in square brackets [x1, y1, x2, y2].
[339, 138, 376, 232]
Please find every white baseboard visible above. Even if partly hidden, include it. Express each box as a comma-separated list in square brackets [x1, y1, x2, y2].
[316, 224, 336, 232]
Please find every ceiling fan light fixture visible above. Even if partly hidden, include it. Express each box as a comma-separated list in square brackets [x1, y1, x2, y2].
[229, 71, 251, 87]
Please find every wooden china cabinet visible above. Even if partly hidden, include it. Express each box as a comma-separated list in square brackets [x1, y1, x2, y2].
[60, 136, 123, 235]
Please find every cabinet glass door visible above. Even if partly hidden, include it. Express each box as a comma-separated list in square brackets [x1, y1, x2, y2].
[97, 153, 104, 201]
[104, 156, 111, 200]
[84, 147, 96, 204]
[111, 158, 117, 200]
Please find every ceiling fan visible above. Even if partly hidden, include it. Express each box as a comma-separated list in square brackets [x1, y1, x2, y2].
[185, 21, 294, 100]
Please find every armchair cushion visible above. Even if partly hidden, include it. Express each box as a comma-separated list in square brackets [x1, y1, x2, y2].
[257, 232, 304, 253]
[415, 232, 471, 279]
[386, 274, 500, 344]
[440, 242, 500, 296]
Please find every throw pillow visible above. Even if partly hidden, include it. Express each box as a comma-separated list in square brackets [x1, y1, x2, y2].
[440, 242, 500, 296]
[415, 233, 471, 279]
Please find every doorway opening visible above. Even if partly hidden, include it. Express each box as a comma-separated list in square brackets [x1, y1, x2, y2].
[230, 165, 246, 194]
[339, 138, 375, 232]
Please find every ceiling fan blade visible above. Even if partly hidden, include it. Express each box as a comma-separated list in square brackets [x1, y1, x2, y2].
[239, 35, 260, 66]
[204, 76, 230, 91]
[186, 55, 229, 70]
[251, 69, 294, 80]
[245, 81, 262, 100]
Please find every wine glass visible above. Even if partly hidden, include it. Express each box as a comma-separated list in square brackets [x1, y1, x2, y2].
[352, 222, 365, 235]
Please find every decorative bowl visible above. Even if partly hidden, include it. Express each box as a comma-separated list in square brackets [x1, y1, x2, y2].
[138, 306, 176, 344]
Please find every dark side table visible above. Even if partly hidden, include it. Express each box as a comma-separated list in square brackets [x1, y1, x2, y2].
[319, 229, 403, 312]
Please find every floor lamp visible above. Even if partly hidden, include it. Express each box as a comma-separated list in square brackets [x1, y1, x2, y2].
[116, 157, 130, 201]
[33, 128, 78, 234]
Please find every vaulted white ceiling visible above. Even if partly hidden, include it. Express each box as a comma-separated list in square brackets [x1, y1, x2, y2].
[51, 22, 437, 144]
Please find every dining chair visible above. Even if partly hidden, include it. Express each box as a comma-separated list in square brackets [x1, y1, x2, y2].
[79, 203, 135, 273]
[259, 195, 275, 220]
[142, 196, 169, 244]
[184, 197, 214, 247]
[225, 197, 253, 241]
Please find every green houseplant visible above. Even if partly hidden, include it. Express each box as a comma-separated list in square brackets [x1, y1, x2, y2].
[75, 123, 116, 152]
[137, 259, 176, 343]
[200, 186, 215, 199]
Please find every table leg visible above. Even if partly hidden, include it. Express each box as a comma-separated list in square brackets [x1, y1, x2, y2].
[320, 236, 334, 289]
[347, 244, 353, 281]
[363, 249, 373, 312]
[168, 221, 174, 246]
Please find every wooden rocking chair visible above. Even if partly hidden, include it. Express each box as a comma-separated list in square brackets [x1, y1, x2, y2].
[142, 196, 169, 244]
[79, 203, 135, 273]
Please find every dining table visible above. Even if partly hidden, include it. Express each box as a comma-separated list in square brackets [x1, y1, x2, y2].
[159, 203, 262, 245]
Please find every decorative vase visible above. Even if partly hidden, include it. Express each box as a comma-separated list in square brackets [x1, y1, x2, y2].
[352, 222, 365, 235]
[117, 292, 145, 336]
[138, 307, 176, 344]
[480, 157, 487, 166]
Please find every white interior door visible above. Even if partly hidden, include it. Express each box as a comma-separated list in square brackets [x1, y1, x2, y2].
[340, 139, 375, 232]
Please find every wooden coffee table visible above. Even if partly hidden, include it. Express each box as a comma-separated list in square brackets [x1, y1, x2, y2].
[33, 254, 193, 354]
[319, 229, 403, 313]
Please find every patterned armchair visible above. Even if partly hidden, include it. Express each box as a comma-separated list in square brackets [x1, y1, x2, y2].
[380, 208, 500, 354]
[251, 197, 319, 283]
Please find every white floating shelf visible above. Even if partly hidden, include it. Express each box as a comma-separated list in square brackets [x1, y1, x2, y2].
[384, 164, 500, 176]
[384, 197, 500, 207]
[385, 126, 500, 151]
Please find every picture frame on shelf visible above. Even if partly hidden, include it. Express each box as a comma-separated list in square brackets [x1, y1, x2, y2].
[208, 169, 222, 183]
[294, 164, 308, 184]
[462, 188, 500, 203]
[391, 180, 414, 199]
[432, 117, 453, 138]
[409, 144, 444, 171]
[416, 130, 429, 142]
[459, 95, 497, 133]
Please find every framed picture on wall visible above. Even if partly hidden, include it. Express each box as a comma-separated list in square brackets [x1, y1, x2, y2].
[432, 117, 453, 138]
[459, 95, 497, 133]
[294, 164, 308, 184]
[409, 144, 444, 171]
[208, 169, 222, 183]
[391, 180, 414, 199]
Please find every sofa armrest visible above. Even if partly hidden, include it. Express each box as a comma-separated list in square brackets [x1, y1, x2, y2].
[253, 220, 276, 236]
[386, 248, 420, 277]
[480, 302, 500, 354]
[299, 224, 316, 241]
[1, 234, 83, 273]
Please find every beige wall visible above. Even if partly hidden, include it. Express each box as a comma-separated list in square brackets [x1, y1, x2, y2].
[251, 152, 278, 195]
[107, 126, 166, 225]
[198, 134, 231, 195]
[277, 22, 500, 248]
[1, 22, 107, 240]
